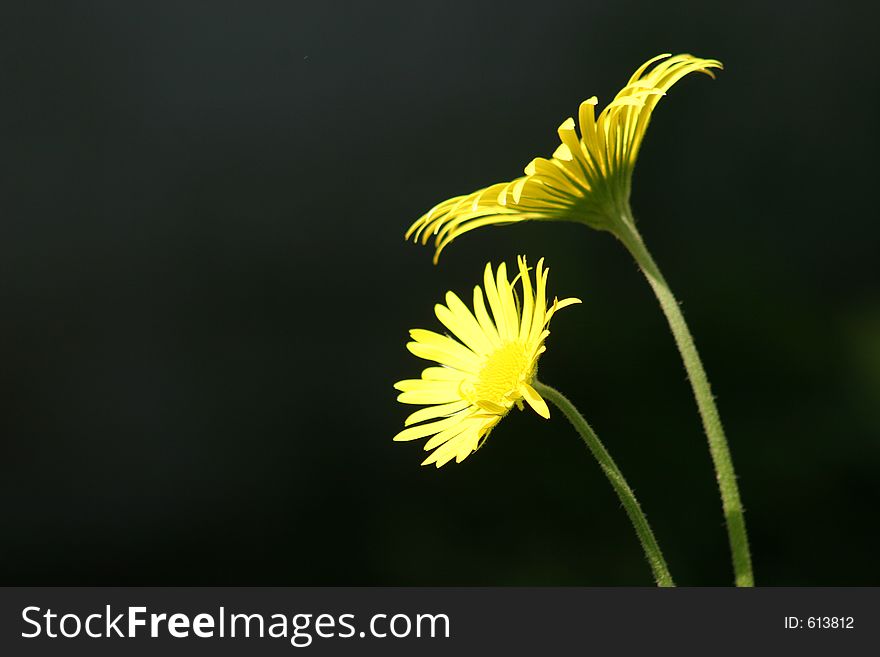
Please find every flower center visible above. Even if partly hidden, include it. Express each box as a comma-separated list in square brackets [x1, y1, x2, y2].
[462, 341, 533, 410]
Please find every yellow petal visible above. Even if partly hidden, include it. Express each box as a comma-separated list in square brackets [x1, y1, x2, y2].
[518, 256, 534, 342]
[423, 419, 475, 452]
[393, 414, 466, 442]
[423, 428, 479, 468]
[421, 366, 467, 381]
[404, 400, 470, 427]
[482, 262, 508, 337]
[475, 399, 507, 414]
[520, 383, 550, 419]
[472, 285, 501, 347]
[397, 388, 462, 405]
[407, 339, 481, 373]
[435, 291, 494, 355]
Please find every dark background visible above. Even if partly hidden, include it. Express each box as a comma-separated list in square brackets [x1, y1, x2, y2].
[1, 1, 878, 585]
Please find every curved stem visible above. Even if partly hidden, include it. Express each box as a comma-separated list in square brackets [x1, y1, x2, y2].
[614, 207, 754, 587]
[532, 380, 675, 587]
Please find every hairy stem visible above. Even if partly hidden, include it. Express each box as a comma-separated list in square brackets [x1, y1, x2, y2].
[614, 207, 754, 587]
[533, 380, 675, 587]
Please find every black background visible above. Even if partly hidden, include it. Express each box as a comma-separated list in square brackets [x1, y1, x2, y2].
[1, 1, 878, 585]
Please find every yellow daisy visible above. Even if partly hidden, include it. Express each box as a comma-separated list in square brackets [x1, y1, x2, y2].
[394, 256, 580, 467]
[406, 53, 722, 262]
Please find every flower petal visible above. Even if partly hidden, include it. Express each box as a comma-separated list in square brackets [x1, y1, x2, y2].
[407, 334, 481, 373]
[404, 400, 470, 427]
[393, 414, 467, 442]
[435, 291, 494, 356]
[520, 383, 551, 419]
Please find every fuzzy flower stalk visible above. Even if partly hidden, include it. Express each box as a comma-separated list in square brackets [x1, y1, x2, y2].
[394, 257, 674, 586]
[406, 54, 754, 586]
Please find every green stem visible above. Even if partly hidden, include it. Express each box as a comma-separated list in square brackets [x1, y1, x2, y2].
[614, 206, 754, 587]
[532, 380, 675, 587]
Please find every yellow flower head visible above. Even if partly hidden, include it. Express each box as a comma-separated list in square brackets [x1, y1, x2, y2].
[394, 257, 580, 467]
[407, 53, 722, 262]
